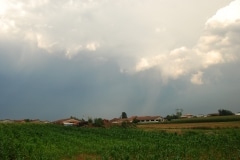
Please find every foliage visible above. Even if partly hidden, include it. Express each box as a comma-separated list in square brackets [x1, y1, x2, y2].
[0, 123, 240, 160]
[121, 121, 136, 128]
[24, 119, 30, 122]
[121, 112, 127, 119]
[165, 114, 179, 121]
[176, 108, 183, 118]
[93, 118, 104, 127]
[218, 109, 234, 116]
[88, 117, 93, 124]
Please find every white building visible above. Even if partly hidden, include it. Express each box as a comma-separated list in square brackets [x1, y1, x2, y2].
[136, 116, 164, 123]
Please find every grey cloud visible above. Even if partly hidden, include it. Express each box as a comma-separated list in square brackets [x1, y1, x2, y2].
[1, 0, 239, 120]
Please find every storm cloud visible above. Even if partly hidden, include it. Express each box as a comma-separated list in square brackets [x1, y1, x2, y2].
[0, 0, 239, 120]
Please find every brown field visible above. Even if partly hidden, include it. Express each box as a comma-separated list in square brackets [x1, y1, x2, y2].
[137, 121, 240, 133]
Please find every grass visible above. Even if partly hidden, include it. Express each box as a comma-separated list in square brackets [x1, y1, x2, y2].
[1, 123, 240, 160]
[137, 121, 240, 134]
[163, 115, 240, 124]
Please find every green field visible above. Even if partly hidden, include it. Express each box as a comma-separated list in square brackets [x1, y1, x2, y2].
[0, 123, 240, 160]
[164, 115, 240, 124]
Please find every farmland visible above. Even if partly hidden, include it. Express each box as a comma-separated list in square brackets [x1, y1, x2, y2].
[137, 121, 240, 132]
[0, 123, 240, 160]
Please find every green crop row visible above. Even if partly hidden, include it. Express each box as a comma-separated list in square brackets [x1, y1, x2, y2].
[0, 123, 240, 160]
[162, 115, 240, 124]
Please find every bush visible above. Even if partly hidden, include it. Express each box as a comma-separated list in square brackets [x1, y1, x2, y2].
[93, 118, 104, 127]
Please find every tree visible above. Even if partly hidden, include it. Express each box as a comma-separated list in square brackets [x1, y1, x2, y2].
[176, 108, 183, 118]
[93, 118, 104, 127]
[165, 114, 179, 121]
[24, 119, 30, 122]
[88, 117, 93, 124]
[121, 112, 127, 119]
[218, 109, 234, 116]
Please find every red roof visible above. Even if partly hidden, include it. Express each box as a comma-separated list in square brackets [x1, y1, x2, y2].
[136, 116, 161, 121]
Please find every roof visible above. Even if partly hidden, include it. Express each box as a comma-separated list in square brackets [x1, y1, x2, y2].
[53, 118, 81, 124]
[136, 116, 162, 121]
[181, 114, 194, 118]
[110, 118, 126, 124]
[110, 115, 162, 123]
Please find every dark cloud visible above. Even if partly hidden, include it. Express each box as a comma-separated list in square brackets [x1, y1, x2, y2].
[1, 0, 239, 120]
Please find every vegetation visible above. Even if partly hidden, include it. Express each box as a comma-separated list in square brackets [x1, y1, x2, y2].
[163, 115, 240, 124]
[93, 118, 104, 127]
[1, 123, 240, 160]
[165, 114, 179, 121]
[218, 109, 234, 116]
[88, 117, 93, 124]
[121, 112, 128, 119]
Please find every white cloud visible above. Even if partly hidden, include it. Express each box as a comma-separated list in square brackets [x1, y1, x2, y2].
[1, 0, 240, 120]
[0, 0, 239, 80]
[206, 0, 240, 25]
[135, 58, 151, 72]
[134, 0, 240, 84]
[191, 71, 204, 85]
[86, 42, 100, 51]
[0, 0, 102, 58]
[65, 44, 83, 59]
[155, 27, 166, 33]
[65, 42, 100, 59]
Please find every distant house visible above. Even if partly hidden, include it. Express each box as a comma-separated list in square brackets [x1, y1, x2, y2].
[196, 114, 205, 118]
[110, 118, 128, 124]
[30, 119, 42, 123]
[235, 112, 240, 116]
[110, 115, 164, 124]
[136, 116, 164, 123]
[53, 118, 81, 126]
[102, 119, 109, 124]
[42, 120, 51, 124]
[14, 119, 26, 123]
[181, 114, 194, 119]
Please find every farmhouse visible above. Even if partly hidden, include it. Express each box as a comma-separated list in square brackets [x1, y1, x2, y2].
[53, 118, 81, 126]
[14, 119, 26, 123]
[181, 114, 194, 119]
[136, 116, 164, 123]
[110, 118, 128, 124]
[110, 115, 164, 124]
[196, 114, 205, 118]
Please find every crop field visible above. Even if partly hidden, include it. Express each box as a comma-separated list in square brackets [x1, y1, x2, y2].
[0, 123, 240, 160]
[137, 121, 240, 133]
[164, 115, 240, 124]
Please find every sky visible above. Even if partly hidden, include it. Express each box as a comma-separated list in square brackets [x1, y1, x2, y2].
[0, 0, 240, 121]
